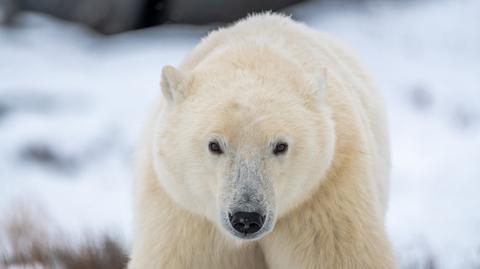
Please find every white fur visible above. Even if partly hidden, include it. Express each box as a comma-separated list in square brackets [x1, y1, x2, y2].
[128, 13, 396, 269]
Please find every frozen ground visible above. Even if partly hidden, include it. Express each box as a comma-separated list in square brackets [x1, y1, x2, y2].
[0, 0, 479, 268]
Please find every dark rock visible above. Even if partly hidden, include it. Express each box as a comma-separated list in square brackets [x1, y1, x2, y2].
[8, 0, 311, 34]
[18, 0, 145, 34]
[19, 143, 78, 173]
[0, 0, 20, 25]
[162, 0, 305, 25]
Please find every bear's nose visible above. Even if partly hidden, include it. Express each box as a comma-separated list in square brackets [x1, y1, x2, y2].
[229, 211, 265, 235]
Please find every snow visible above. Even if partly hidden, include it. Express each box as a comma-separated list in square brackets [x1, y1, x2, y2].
[1, 0, 479, 268]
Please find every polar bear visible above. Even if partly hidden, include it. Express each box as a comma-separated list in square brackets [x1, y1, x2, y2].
[128, 13, 396, 269]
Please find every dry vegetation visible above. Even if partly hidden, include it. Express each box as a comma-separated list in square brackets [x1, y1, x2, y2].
[0, 204, 128, 269]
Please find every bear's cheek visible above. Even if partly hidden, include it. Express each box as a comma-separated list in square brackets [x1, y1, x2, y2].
[270, 152, 320, 216]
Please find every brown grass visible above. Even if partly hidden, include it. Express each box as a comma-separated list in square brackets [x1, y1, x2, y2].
[0, 204, 128, 269]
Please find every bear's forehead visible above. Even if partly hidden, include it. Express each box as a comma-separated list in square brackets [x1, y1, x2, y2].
[220, 99, 283, 122]
[204, 99, 291, 142]
[183, 88, 310, 144]
[189, 61, 311, 103]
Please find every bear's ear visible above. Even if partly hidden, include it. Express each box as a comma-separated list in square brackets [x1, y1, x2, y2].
[161, 65, 186, 105]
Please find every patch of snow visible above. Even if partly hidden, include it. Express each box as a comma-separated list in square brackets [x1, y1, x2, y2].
[0, 1, 479, 267]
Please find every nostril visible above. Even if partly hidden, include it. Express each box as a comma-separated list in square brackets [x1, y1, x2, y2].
[229, 211, 264, 235]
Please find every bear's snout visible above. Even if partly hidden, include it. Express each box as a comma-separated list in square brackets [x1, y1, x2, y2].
[228, 211, 265, 235]
[220, 158, 276, 240]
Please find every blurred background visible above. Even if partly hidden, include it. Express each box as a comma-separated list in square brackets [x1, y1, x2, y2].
[0, 0, 479, 268]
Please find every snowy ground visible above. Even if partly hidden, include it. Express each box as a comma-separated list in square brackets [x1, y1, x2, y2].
[1, 0, 479, 268]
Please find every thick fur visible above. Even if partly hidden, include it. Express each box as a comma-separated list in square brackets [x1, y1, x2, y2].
[129, 13, 396, 269]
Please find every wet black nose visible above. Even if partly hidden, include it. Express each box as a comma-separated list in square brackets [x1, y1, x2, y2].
[229, 211, 265, 234]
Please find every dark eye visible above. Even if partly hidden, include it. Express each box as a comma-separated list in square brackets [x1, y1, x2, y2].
[273, 142, 288, 155]
[208, 141, 223, 154]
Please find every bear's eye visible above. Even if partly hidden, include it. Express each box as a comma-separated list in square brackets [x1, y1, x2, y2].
[208, 141, 223, 155]
[273, 142, 288, 155]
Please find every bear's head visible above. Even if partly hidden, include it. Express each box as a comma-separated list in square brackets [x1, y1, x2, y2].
[153, 48, 335, 241]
